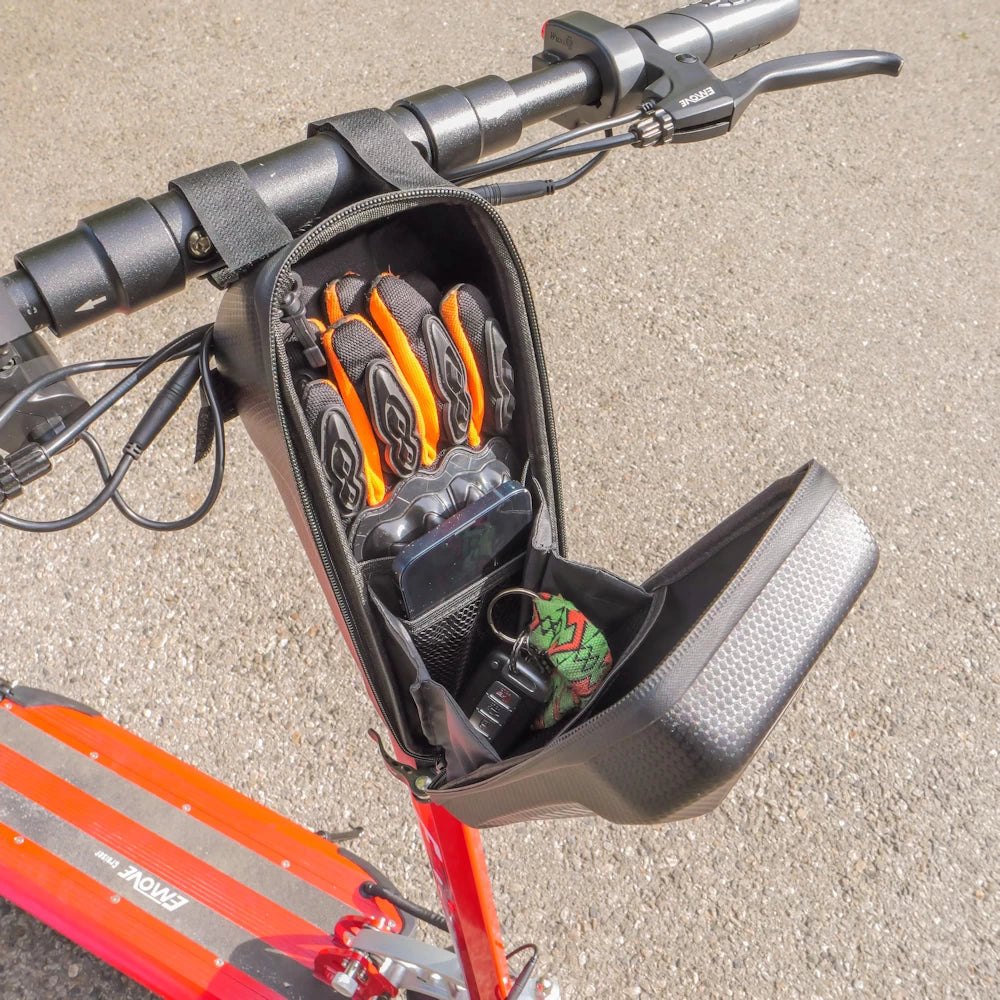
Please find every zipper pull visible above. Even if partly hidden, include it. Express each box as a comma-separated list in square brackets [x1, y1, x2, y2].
[367, 729, 440, 801]
[279, 272, 326, 368]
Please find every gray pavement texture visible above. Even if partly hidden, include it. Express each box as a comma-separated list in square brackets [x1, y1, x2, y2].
[0, 1, 997, 998]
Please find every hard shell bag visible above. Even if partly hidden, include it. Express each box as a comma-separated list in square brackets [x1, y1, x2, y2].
[213, 110, 878, 828]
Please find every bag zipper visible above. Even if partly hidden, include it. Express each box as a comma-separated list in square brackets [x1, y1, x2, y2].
[266, 187, 565, 765]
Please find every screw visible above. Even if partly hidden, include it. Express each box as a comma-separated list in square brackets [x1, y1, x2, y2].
[214, 958, 225, 968]
[182, 804, 192, 813]
[676, 52, 699, 63]
[282, 859, 291, 869]
[110, 894, 121, 904]
[13, 836, 24, 845]
[186, 229, 215, 260]
[89, 751, 99, 760]
[414, 775, 432, 792]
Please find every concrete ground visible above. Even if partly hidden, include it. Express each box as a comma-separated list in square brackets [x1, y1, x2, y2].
[0, 1, 996, 997]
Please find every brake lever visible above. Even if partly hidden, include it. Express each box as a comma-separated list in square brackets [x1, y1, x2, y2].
[632, 48, 902, 146]
[728, 50, 903, 123]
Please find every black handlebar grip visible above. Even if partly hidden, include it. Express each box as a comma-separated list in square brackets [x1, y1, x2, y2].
[632, 0, 800, 67]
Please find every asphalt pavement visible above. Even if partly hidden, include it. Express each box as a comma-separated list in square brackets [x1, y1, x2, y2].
[0, 1, 997, 998]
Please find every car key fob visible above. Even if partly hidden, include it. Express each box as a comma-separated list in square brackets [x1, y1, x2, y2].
[461, 645, 550, 756]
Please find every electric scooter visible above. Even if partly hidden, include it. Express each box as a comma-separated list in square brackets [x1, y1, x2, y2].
[0, 3, 900, 997]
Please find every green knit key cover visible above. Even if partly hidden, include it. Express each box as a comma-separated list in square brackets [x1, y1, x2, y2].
[528, 592, 613, 729]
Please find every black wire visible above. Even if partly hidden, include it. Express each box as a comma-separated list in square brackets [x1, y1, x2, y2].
[359, 881, 449, 933]
[449, 109, 643, 184]
[0, 444, 133, 532]
[109, 330, 226, 532]
[470, 130, 615, 205]
[459, 132, 636, 188]
[0, 355, 162, 435]
[504, 943, 541, 1000]
[551, 148, 610, 191]
[506, 944, 539, 962]
[514, 132, 636, 170]
[0, 327, 225, 534]
[43, 326, 208, 458]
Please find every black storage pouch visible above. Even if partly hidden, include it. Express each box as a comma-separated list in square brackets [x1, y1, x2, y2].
[212, 110, 879, 827]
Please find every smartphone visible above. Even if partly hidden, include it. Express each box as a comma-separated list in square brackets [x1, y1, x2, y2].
[392, 481, 532, 618]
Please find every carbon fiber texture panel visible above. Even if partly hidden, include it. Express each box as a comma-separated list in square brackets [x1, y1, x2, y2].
[430, 487, 878, 827]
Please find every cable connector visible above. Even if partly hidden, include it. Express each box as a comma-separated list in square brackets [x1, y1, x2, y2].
[630, 107, 674, 147]
[0, 443, 52, 508]
[279, 273, 326, 368]
[125, 353, 202, 457]
[470, 179, 557, 206]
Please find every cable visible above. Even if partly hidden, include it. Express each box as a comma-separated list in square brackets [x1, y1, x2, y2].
[42, 326, 208, 458]
[504, 943, 541, 1000]
[552, 149, 609, 190]
[503, 132, 635, 172]
[359, 881, 449, 933]
[109, 331, 226, 532]
[470, 144, 613, 206]
[448, 108, 644, 184]
[0, 327, 226, 533]
[0, 446, 133, 532]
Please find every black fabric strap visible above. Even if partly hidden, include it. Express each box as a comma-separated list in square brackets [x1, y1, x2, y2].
[193, 367, 239, 464]
[308, 108, 453, 193]
[170, 162, 292, 288]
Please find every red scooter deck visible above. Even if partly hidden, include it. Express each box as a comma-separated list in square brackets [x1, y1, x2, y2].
[0, 687, 403, 1000]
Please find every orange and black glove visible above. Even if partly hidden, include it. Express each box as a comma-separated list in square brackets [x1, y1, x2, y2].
[440, 283, 515, 444]
[295, 373, 368, 516]
[300, 273, 516, 514]
[328, 273, 475, 458]
[319, 313, 422, 507]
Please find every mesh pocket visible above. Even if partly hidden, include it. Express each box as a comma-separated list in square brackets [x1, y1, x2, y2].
[406, 556, 524, 694]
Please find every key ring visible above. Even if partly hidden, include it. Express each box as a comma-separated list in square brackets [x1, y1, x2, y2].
[486, 587, 540, 646]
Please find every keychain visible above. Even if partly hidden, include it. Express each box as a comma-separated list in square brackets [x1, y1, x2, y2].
[487, 588, 613, 730]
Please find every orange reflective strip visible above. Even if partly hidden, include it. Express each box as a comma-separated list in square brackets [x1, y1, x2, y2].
[441, 289, 484, 447]
[368, 287, 438, 465]
[321, 329, 387, 506]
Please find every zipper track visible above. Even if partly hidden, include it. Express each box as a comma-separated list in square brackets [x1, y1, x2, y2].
[266, 187, 565, 764]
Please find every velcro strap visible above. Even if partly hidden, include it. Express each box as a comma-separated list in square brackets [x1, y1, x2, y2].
[193, 367, 239, 464]
[170, 162, 292, 288]
[308, 108, 452, 193]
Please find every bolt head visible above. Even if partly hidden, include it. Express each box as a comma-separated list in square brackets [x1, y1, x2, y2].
[331, 972, 359, 997]
[186, 229, 215, 260]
